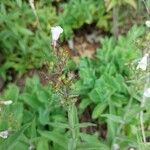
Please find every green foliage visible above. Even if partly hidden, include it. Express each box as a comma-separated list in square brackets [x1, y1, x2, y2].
[59, 0, 110, 39]
[20, 76, 65, 125]
[0, 0, 57, 79]
[0, 124, 29, 150]
[0, 0, 140, 80]
[0, 75, 109, 150]
[75, 26, 146, 148]
[0, 75, 66, 149]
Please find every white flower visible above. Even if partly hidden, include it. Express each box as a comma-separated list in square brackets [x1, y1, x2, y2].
[136, 53, 149, 71]
[145, 20, 150, 28]
[144, 88, 150, 97]
[112, 143, 120, 150]
[51, 26, 63, 47]
[0, 100, 13, 105]
[0, 130, 9, 139]
[129, 148, 135, 150]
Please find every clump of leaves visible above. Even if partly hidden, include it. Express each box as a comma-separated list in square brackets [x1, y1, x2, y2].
[75, 25, 146, 149]
[58, 0, 110, 39]
[0, 0, 57, 79]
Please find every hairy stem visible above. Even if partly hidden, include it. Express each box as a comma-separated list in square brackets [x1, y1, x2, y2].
[142, 0, 150, 15]
[112, 6, 119, 39]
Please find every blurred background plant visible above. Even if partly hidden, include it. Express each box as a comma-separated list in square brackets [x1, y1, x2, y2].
[0, 0, 146, 81]
[0, 0, 57, 80]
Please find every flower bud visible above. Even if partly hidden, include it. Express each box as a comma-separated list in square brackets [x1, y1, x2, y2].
[51, 26, 63, 47]
[145, 20, 150, 28]
[144, 88, 150, 97]
[0, 130, 9, 139]
[136, 53, 149, 71]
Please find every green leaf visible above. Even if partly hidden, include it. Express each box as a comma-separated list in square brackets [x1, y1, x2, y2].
[101, 114, 124, 124]
[37, 138, 49, 150]
[79, 133, 100, 143]
[79, 133, 109, 150]
[68, 104, 79, 143]
[25, 76, 40, 93]
[89, 88, 101, 103]
[17, 26, 33, 36]
[106, 0, 116, 11]
[75, 123, 96, 129]
[38, 130, 68, 149]
[107, 118, 116, 143]
[12, 141, 28, 150]
[0, 124, 29, 150]
[124, 0, 137, 9]
[68, 138, 77, 150]
[38, 108, 50, 125]
[30, 118, 37, 139]
[79, 98, 92, 112]
[48, 122, 69, 129]
[9, 103, 23, 127]
[36, 91, 50, 104]
[79, 68, 95, 87]
[77, 142, 109, 150]
[15, 0, 22, 8]
[20, 93, 43, 110]
[92, 103, 107, 119]
[3, 84, 19, 102]
[125, 105, 142, 123]
[68, 104, 79, 128]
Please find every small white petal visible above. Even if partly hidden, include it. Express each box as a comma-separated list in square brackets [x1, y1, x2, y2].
[0, 130, 9, 139]
[136, 53, 149, 71]
[144, 88, 150, 97]
[0, 100, 13, 105]
[112, 143, 120, 150]
[51, 26, 63, 42]
[129, 148, 136, 150]
[145, 20, 150, 28]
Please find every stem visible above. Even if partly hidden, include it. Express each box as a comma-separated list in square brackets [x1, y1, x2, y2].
[142, 0, 150, 15]
[140, 107, 146, 143]
[112, 6, 119, 39]
[68, 104, 77, 150]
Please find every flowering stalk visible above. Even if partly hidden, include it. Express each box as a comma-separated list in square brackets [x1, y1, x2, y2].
[50, 26, 78, 150]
